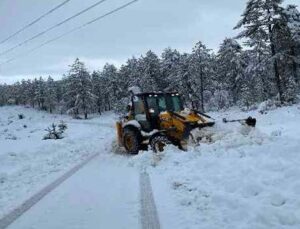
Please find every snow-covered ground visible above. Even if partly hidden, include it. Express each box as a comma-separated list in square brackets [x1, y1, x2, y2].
[0, 106, 116, 219]
[131, 104, 300, 229]
[7, 158, 140, 229]
[1, 104, 300, 229]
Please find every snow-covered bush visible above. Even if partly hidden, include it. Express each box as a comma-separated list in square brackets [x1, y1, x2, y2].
[258, 99, 279, 114]
[114, 97, 130, 114]
[18, 114, 25, 119]
[58, 121, 67, 132]
[208, 90, 231, 111]
[43, 123, 66, 140]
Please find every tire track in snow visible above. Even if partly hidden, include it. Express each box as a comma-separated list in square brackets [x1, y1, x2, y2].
[0, 153, 99, 229]
[140, 171, 161, 229]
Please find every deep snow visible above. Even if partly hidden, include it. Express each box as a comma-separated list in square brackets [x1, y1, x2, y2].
[1, 104, 300, 229]
[131, 104, 300, 229]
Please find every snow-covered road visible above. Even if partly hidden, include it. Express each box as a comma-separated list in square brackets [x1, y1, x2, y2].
[6, 156, 140, 229]
[2, 104, 300, 229]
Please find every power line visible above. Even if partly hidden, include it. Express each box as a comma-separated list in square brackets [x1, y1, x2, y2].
[0, 0, 139, 67]
[0, 0, 72, 45]
[0, 0, 109, 57]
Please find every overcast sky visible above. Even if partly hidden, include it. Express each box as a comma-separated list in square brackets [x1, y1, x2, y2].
[0, 0, 298, 83]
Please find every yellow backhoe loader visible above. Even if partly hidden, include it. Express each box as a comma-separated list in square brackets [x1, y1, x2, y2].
[116, 92, 256, 154]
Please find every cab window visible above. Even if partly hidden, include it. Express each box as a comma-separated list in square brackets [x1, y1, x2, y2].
[133, 96, 145, 115]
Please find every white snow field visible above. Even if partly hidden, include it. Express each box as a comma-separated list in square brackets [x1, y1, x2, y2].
[1, 104, 300, 229]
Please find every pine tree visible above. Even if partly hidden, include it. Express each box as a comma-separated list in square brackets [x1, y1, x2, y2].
[177, 53, 193, 106]
[235, 0, 286, 103]
[161, 48, 181, 91]
[189, 41, 213, 111]
[101, 63, 119, 111]
[282, 5, 300, 87]
[63, 58, 96, 119]
[139, 50, 162, 92]
[45, 76, 57, 113]
[216, 38, 245, 105]
[34, 77, 47, 109]
[91, 71, 104, 114]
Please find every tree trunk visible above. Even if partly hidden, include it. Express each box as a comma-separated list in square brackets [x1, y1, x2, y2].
[269, 23, 283, 104]
[200, 70, 205, 112]
[291, 46, 299, 85]
[108, 99, 111, 111]
[271, 42, 284, 104]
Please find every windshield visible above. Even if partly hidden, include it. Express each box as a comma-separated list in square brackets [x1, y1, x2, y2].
[146, 94, 183, 114]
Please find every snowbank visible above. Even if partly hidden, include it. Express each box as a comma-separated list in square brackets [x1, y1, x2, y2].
[130, 104, 300, 229]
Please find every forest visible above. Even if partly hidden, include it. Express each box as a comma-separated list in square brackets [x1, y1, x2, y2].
[0, 0, 299, 118]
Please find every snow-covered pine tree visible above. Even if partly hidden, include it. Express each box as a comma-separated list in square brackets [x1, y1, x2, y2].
[216, 38, 245, 105]
[189, 41, 213, 111]
[139, 50, 163, 92]
[100, 63, 119, 111]
[45, 76, 57, 113]
[281, 5, 300, 88]
[63, 58, 96, 119]
[0, 84, 8, 105]
[121, 57, 142, 90]
[117, 63, 139, 113]
[176, 53, 193, 107]
[27, 80, 36, 107]
[33, 77, 46, 109]
[91, 71, 106, 114]
[19, 80, 28, 105]
[160, 48, 182, 91]
[235, 0, 287, 103]
[237, 50, 262, 108]
[246, 37, 275, 101]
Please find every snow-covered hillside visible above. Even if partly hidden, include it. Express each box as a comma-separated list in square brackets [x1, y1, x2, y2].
[1, 104, 300, 229]
[0, 106, 116, 219]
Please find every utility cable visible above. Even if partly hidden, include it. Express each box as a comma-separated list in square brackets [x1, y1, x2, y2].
[0, 0, 139, 66]
[0, 0, 72, 45]
[0, 0, 109, 56]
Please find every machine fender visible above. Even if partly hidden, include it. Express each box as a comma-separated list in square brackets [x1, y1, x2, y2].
[122, 120, 141, 130]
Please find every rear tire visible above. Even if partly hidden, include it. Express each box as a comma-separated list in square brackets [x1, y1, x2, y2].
[123, 128, 140, 154]
[150, 135, 171, 153]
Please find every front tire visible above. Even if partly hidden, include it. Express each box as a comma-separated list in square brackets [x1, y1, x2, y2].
[123, 128, 140, 154]
[150, 135, 171, 153]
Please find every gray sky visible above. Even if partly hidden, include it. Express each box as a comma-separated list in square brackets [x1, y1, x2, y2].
[0, 0, 298, 83]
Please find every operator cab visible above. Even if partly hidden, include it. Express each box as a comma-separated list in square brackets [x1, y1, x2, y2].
[131, 92, 183, 131]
